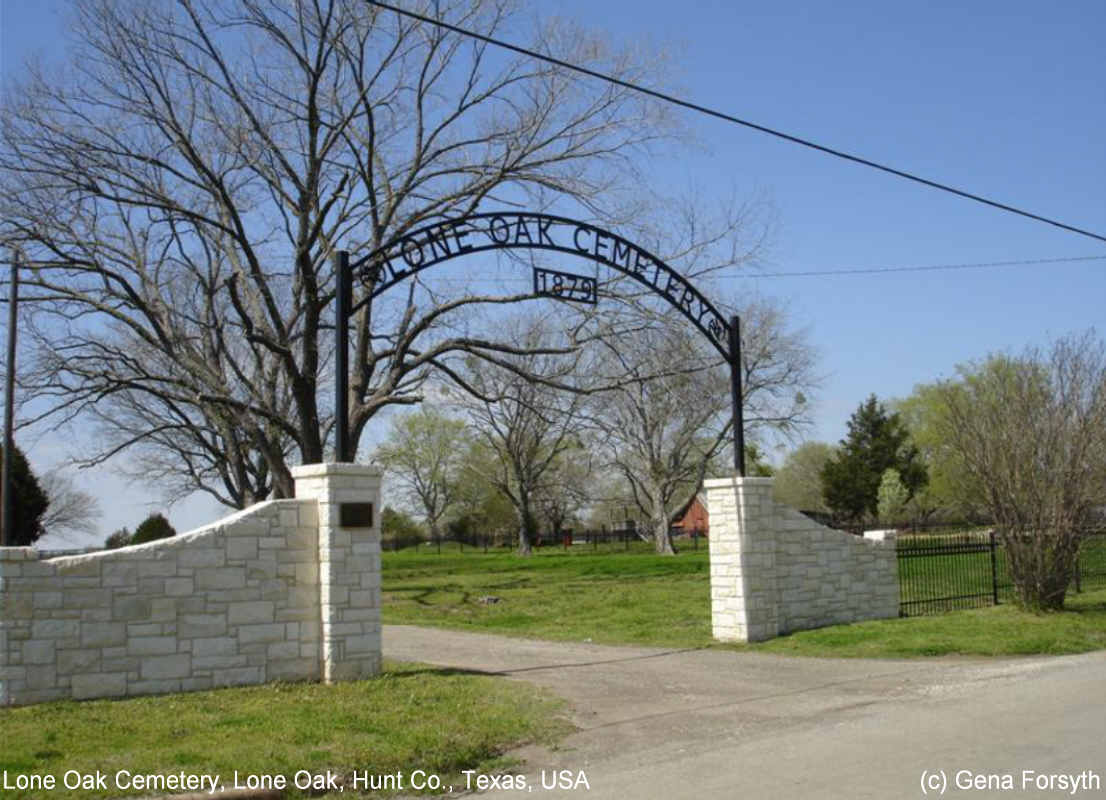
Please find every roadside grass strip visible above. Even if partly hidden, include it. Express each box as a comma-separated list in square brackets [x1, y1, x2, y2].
[0, 662, 569, 799]
[758, 587, 1106, 657]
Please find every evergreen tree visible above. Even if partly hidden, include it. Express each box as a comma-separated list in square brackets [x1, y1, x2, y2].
[821, 395, 927, 522]
[0, 443, 50, 546]
[131, 513, 176, 545]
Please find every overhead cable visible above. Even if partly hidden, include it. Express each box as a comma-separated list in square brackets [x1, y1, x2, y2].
[367, 0, 1106, 246]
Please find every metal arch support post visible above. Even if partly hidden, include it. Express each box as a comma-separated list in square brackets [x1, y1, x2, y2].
[334, 250, 351, 463]
[728, 314, 745, 477]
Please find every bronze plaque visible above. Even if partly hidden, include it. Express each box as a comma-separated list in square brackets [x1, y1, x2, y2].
[339, 502, 374, 528]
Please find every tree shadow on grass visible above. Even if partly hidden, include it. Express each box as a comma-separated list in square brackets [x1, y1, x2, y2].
[385, 648, 704, 680]
[1065, 599, 1106, 614]
[480, 577, 533, 591]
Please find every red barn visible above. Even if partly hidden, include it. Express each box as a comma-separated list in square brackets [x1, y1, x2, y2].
[671, 495, 708, 537]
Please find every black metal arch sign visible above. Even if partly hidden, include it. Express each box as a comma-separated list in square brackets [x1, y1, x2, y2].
[334, 211, 746, 474]
[348, 212, 731, 359]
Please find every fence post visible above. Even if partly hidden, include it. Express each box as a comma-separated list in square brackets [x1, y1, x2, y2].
[989, 530, 999, 606]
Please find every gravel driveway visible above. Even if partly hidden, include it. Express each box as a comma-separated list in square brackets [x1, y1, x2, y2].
[384, 625, 1106, 799]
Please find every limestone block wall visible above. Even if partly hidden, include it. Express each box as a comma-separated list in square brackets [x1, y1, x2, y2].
[774, 506, 899, 634]
[0, 463, 382, 707]
[705, 476, 899, 642]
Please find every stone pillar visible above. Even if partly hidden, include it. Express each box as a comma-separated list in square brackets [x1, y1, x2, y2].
[704, 476, 778, 643]
[292, 463, 383, 683]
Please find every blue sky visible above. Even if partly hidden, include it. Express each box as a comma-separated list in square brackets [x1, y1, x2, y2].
[2, 0, 1104, 544]
[546, 0, 1105, 438]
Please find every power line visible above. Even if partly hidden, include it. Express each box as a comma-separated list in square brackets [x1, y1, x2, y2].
[5, 249, 1097, 288]
[750, 254, 1106, 278]
[367, 0, 1106, 247]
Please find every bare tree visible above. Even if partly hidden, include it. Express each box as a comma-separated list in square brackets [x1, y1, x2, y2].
[459, 318, 586, 556]
[931, 331, 1106, 611]
[589, 323, 727, 554]
[38, 469, 103, 541]
[1, 0, 678, 503]
[533, 448, 592, 543]
[373, 406, 469, 539]
[590, 296, 818, 554]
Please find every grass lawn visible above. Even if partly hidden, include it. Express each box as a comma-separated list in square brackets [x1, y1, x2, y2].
[0, 661, 569, 799]
[382, 548, 713, 648]
[381, 548, 1106, 658]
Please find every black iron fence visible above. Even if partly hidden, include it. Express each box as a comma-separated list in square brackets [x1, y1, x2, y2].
[897, 528, 1106, 616]
[382, 531, 501, 554]
[1074, 530, 1106, 591]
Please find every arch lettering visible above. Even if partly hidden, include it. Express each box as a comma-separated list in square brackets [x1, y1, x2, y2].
[349, 212, 732, 359]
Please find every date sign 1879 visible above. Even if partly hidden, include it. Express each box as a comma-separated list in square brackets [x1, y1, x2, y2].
[532, 267, 597, 305]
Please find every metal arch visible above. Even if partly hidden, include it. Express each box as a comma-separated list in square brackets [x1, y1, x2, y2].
[336, 211, 745, 475]
[347, 211, 732, 360]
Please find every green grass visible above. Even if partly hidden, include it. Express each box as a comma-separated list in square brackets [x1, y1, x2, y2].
[754, 586, 1106, 657]
[381, 548, 1106, 658]
[0, 662, 570, 799]
[382, 548, 712, 648]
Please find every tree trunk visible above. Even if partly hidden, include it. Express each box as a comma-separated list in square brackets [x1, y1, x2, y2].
[516, 503, 535, 556]
[651, 508, 676, 555]
[1004, 529, 1079, 611]
[271, 461, 294, 499]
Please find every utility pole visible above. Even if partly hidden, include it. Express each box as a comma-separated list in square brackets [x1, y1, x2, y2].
[2, 251, 19, 546]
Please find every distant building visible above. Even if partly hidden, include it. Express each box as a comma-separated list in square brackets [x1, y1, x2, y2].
[671, 495, 708, 537]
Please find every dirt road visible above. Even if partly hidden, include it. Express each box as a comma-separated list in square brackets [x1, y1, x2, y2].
[384, 625, 1106, 799]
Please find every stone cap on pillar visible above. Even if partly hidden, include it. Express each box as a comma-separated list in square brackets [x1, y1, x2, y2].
[292, 462, 383, 502]
[291, 462, 384, 479]
[703, 476, 775, 489]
